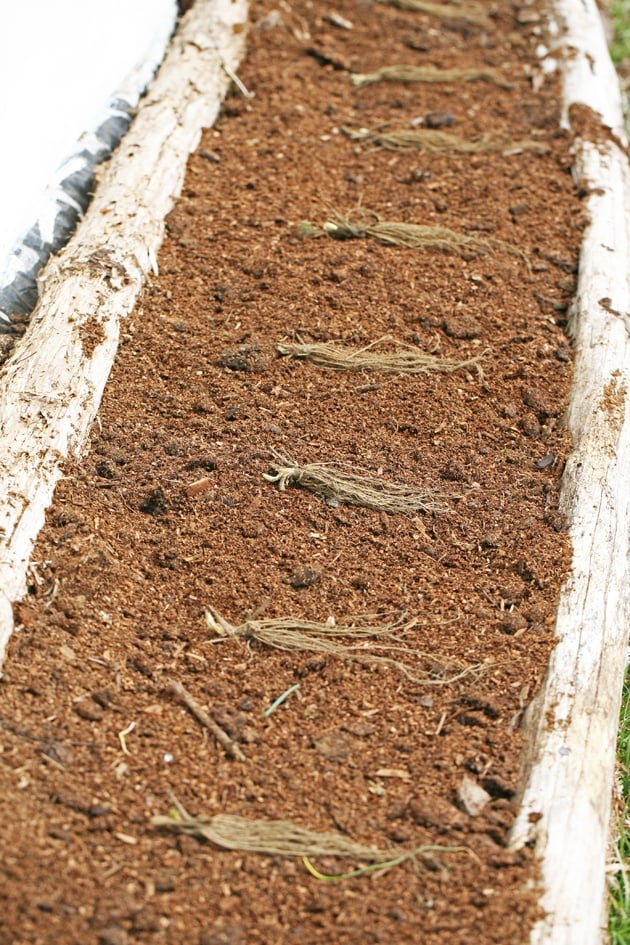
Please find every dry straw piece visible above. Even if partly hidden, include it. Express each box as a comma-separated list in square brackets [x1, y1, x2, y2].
[262, 451, 449, 514]
[350, 65, 514, 89]
[341, 126, 549, 155]
[153, 797, 471, 867]
[303, 208, 530, 271]
[375, 0, 490, 26]
[206, 608, 481, 685]
[277, 339, 484, 377]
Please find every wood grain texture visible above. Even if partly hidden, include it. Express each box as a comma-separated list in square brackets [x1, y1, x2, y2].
[0, 0, 248, 667]
[509, 1, 630, 942]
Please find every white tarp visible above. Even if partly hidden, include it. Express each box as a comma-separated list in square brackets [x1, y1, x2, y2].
[0, 0, 177, 326]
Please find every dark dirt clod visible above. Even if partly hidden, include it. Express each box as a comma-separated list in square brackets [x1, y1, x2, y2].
[97, 928, 128, 945]
[138, 486, 167, 515]
[442, 314, 481, 338]
[290, 566, 322, 588]
[74, 700, 104, 722]
[424, 110, 456, 127]
[217, 343, 269, 373]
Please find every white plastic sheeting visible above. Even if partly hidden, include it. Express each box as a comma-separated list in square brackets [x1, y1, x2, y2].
[0, 0, 177, 327]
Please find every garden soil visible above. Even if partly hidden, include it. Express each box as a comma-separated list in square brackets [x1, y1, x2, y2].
[0, 0, 587, 942]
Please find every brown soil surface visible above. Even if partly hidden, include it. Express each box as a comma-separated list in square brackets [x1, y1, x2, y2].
[0, 0, 585, 943]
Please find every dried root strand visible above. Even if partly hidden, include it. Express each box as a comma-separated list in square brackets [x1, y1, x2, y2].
[155, 807, 394, 859]
[277, 339, 484, 378]
[351, 65, 515, 89]
[375, 0, 491, 26]
[341, 126, 549, 155]
[207, 607, 410, 643]
[206, 608, 483, 686]
[310, 208, 530, 272]
[262, 453, 448, 514]
[153, 798, 472, 866]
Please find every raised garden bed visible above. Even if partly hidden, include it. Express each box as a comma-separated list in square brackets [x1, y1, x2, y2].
[0, 0, 628, 943]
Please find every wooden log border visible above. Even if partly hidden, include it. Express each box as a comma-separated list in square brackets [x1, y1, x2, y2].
[508, 0, 630, 943]
[0, 0, 628, 940]
[0, 0, 248, 664]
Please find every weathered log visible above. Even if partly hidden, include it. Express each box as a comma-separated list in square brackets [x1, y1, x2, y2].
[0, 0, 248, 665]
[508, 1, 630, 943]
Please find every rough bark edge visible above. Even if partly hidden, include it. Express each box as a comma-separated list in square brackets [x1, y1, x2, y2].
[0, 0, 248, 669]
[508, 1, 630, 944]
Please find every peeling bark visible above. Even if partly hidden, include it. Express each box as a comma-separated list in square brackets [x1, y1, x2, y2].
[508, 2, 630, 942]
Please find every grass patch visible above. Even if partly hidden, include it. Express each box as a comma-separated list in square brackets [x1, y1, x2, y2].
[263, 450, 449, 514]
[341, 125, 548, 155]
[277, 339, 484, 377]
[609, 0, 630, 136]
[300, 207, 530, 270]
[610, 0, 630, 64]
[375, 0, 490, 26]
[610, 672, 630, 943]
[351, 64, 514, 89]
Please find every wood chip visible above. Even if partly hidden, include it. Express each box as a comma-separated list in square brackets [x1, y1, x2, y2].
[375, 768, 412, 780]
[185, 477, 213, 497]
[458, 775, 491, 816]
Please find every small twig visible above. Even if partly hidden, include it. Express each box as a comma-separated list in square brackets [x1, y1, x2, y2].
[167, 679, 245, 762]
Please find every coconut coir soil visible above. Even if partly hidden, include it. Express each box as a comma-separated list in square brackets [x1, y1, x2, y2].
[0, 0, 585, 942]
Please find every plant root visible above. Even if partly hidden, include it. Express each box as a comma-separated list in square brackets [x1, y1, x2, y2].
[205, 607, 485, 685]
[341, 126, 549, 155]
[375, 0, 490, 27]
[303, 208, 530, 272]
[153, 796, 474, 868]
[277, 339, 485, 378]
[351, 65, 515, 89]
[262, 451, 449, 514]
